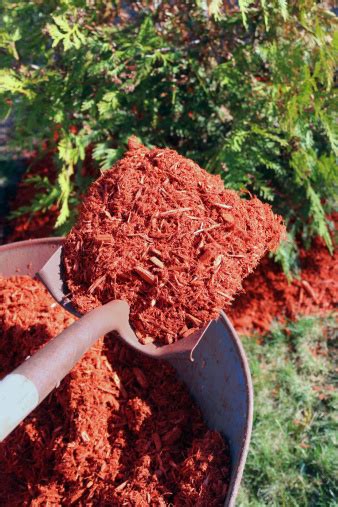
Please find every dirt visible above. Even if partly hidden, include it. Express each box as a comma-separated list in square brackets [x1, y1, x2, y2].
[63, 137, 285, 345]
[0, 275, 230, 506]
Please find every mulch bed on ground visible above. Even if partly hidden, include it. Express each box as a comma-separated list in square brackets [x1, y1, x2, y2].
[228, 235, 337, 334]
[0, 275, 230, 506]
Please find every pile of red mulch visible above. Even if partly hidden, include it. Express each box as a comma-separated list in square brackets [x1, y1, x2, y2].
[63, 138, 285, 345]
[6, 143, 335, 338]
[0, 275, 230, 506]
[228, 236, 337, 334]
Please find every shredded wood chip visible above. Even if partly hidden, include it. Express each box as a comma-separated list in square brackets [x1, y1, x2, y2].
[63, 138, 285, 345]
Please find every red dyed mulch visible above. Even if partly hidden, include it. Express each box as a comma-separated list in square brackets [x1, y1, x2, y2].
[228, 236, 337, 334]
[5, 147, 336, 337]
[63, 138, 284, 345]
[0, 275, 230, 506]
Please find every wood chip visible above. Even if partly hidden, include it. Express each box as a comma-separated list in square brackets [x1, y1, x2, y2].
[214, 255, 223, 268]
[152, 432, 162, 451]
[127, 233, 153, 242]
[96, 234, 113, 242]
[112, 372, 127, 397]
[139, 335, 154, 344]
[217, 290, 232, 299]
[162, 426, 182, 445]
[221, 213, 235, 225]
[134, 266, 156, 284]
[301, 280, 319, 303]
[186, 313, 202, 326]
[159, 207, 192, 216]
[115, 480, 128, 492]
[132, 367, 149, 389]
[213, 203, 232, 209]
[88, 274, 106, 294]
[81, 431, 90, 443]
[179, 324, 189, 335]
[194, 223, 222, 235]
[149, 256, 164, 269]
[182, 327, 197, 338]
[149, 247, 162, 257]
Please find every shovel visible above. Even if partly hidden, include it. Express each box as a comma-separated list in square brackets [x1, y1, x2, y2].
[0, 238, 253, 507]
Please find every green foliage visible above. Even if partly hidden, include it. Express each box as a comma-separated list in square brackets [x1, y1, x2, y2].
[47, 14, 86, 50]
[0, 1, 336, 271]
[9, 175, 60, 217]
[239, 316, 337, 506]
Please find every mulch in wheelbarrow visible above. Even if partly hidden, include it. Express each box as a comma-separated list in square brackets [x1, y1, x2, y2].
[63, 137, 285, 345]
[0, 275, 230, 506]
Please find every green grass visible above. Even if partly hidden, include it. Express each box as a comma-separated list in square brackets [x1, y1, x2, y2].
[238, 316, 337, 507]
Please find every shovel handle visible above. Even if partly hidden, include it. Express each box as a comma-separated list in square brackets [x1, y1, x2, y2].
[0, 300, 132, 441]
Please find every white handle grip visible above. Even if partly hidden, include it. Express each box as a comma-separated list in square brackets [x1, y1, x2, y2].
[0, 373, 39, 441]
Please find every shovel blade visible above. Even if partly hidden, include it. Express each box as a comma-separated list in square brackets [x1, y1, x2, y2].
[37, 246, 81, 317]
[36, 246, 210, 360]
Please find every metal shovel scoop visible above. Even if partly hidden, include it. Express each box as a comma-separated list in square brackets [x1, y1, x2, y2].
[0, 238, 253, 507]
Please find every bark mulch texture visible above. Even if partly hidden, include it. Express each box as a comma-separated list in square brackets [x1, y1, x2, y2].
[63, 138, 285, 345]
[0, 275, 230, 506]
[228, 235, 337, 334]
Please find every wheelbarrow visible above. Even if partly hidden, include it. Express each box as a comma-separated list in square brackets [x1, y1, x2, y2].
[0, 237, 253, 507]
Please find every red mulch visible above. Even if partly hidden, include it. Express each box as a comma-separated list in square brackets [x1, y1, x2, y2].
[5, 145, 336, 338]
[0, 275, 230, 506]
[228, 236, 337, 334]
[63, 138, 285, 345]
